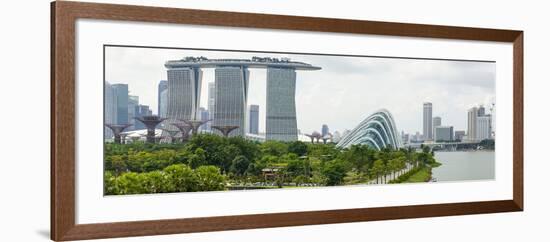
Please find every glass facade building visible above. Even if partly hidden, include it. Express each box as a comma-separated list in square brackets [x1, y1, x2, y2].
[206, 82, 216, 131]
[336, 109, 402, 150]
[166, 67, 203, 122]
[212, 66, 249, 137]
[164, 56, 320, 139]
[127, 95, 139, 131]
[104, 82, 117, 139]
[157, 80, 168, 116]
[435, 126, 454, 142]
[159, 89, 168, 118]
[266, 68, 298, 141]
[111, 84, 129, 125]
[432, 116, 441, 137]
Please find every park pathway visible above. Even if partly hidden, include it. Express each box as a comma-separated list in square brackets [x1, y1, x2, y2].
[367, 163, 414, 185]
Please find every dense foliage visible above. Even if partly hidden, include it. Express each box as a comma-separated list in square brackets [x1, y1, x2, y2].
[104, 134, 438, 195]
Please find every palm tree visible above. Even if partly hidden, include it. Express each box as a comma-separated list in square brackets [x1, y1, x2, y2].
[371, 159, 385, 184]
[388, 158, 399, 181]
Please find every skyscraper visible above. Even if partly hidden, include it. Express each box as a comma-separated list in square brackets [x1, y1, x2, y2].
[467, 106, 478, 141]
[157, 80, 168, 116]
[213, 66, 249, 137]
[423, 102, 433, 141]
[159, 89, 168, 118]
[128, 95, 139, 130]
[322, 124, 329, 137]
[266, 68, 298, 141]
[111, 84, 129, 125]
[249, 105, 259, 135]
[476, 115, 492, 140]
[104, 82, 117, 139]
[166, 67, 203, 122]
[164, 56, 320, 139]
[206, 82, 216, 131]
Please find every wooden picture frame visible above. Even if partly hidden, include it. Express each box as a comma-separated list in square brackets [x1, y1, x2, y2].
[51, 1, 523, 241]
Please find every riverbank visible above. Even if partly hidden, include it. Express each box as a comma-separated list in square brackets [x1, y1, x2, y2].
[404, 167, 432, 182]
[389, 162, 440, 184]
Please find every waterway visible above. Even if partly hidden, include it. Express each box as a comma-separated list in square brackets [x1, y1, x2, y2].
[432, 151, 495, 182]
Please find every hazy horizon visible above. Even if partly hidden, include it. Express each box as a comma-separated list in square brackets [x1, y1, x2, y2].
[105, 46, 496, 136]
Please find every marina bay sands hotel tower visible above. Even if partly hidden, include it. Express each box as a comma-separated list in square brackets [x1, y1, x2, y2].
[165, 56, 321, 140]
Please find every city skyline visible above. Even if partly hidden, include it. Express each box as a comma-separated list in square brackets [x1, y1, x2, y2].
[105, 46, 496, 135]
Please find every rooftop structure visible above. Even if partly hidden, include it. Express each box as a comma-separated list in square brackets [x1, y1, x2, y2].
[165, 56, 321, 70]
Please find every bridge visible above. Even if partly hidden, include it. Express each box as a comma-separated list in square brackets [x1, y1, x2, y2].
[405, 140, 482, 151]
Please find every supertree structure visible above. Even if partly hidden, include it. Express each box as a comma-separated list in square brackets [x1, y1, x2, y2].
[105, 124, 132, 144]
[211, 125, 239, 137]
[134, 115, 167, 143]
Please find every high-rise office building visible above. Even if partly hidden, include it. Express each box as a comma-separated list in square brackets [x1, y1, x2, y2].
[159, 89, 168, 118]
[435, 126, 453, 142]
[111, 84, 129, 125]
[206, 82, 216, 131]
[249, 104, 259, 135]
[104, 82, 117, 139]
[127, 95, 139, 130]
[157, 80, 168, 116]
[476, 115, 492, 140]
[432, 116, 441, 137]
[322, 124, 329, 137]
[266, 68, 298, 141]
[467, 106, 479, 141]
[166, 67, 203, 122]
[423, 102, 433, 141]
[213, 66, 249, 137]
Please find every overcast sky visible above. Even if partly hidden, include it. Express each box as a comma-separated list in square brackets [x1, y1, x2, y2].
[105, 46, 495, 135]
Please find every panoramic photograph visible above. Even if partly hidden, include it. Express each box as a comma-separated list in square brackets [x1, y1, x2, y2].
[103, 45, 496, 195]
